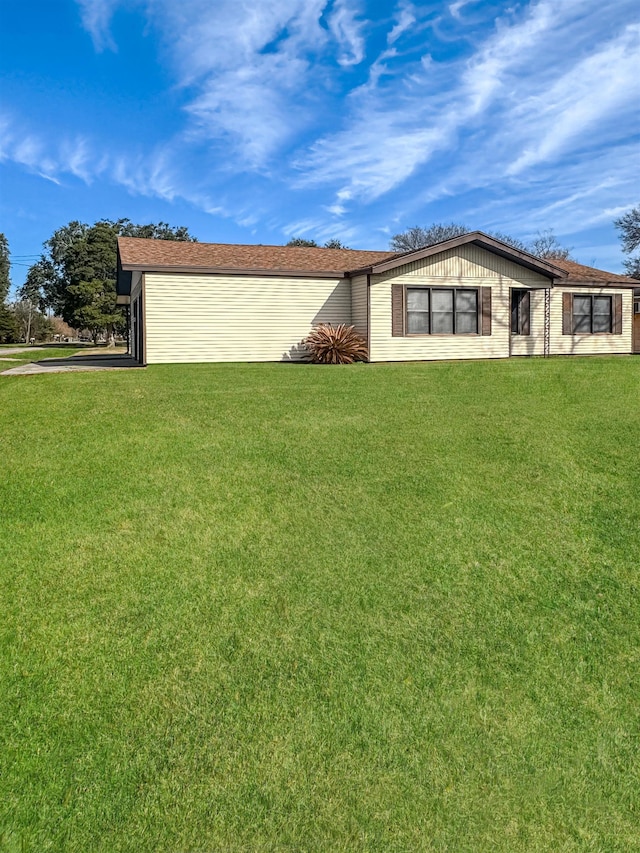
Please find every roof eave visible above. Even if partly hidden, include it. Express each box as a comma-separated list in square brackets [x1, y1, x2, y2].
[118, 262, 347, 279]
[562, 279, 639, 288]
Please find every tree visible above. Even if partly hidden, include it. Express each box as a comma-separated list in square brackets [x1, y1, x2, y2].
[24, 219, 197, 344]
[528, 229, 573, 260]
[119, 221, 196, 242]
[12, 300, 51, 343]
[389, 223, 572, 259]
[488, 231, 529, 252]
[614, 206, 640, 279]
[285, 237, 349, 249]
[323, 238, 350, 249]
[390, 223, 468, 252]
[0, 303, 19, 343]
[286, 237, 319, 247]
[21, 259, 52, 312]
[0, 233, 10, 304]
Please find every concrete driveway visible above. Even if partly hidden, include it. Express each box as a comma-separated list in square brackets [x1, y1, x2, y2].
[1, 353, 143, 375]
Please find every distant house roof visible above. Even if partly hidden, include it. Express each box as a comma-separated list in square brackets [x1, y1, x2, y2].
[117, 233, 637, 287]
[117, 237, 397, 278]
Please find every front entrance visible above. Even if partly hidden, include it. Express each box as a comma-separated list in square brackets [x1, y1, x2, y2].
[633, 298, 640, 353]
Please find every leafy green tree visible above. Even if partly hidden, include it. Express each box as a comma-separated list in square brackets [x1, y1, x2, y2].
[65, 279, 122, 344]
[0, 233, 10, 304]
[25, 219, 196, 344]
[614, 206, 640, 279]
[119, 221, 196, 242]
[11, 300, 52, 343]
[0, 303, 19, 343]
[286, 237, 319, 247]
[22, 258, 54, 312]
[286, 237, 350, 249]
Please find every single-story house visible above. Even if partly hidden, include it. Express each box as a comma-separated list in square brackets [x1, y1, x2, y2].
[116, 232, 639, 364]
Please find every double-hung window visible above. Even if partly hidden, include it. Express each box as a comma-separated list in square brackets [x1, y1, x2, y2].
[572, 295, 612, 334]
[406, 288, 478, 335]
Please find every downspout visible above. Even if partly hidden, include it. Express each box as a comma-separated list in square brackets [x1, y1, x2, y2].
[366, 273, 371, 363]
[141, 272, 147, 366]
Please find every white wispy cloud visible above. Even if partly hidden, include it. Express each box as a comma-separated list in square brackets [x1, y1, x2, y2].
[75, 0, 367, 168]
[505, 23, 640, 174]
[328, 0, 366, 66]
[5, 0, 638, 263]
[387, 2, 416, 44]
[294, 0, 640, 214]
[76, 0, 125, 51]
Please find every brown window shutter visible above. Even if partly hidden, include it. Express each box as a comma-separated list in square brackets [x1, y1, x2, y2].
[392, 284, 404, 336]
[521, 290, 531, 336]
[613, 294, 623, 334]
[562, 292, 572, 335]
[481, 287, 492, 335]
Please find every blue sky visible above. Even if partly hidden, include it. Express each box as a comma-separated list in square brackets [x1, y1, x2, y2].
[1, 0, 639, 289]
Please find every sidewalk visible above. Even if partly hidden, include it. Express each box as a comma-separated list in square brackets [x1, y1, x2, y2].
[1, 353, 143, 375]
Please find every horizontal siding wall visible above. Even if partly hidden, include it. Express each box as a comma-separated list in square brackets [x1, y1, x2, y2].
[377, 243, 550, 285]
[350, 274, 368, 341]
[144, 273, 351, 363]
[550, 287, 633, 356]
[369, 244, 549, 363]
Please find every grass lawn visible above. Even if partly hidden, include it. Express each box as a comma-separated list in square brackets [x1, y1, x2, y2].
[1, 357, 639, 852]
[0, 347, 81, 369]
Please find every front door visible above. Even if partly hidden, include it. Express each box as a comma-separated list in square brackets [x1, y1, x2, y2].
[633, 300, 640, 353]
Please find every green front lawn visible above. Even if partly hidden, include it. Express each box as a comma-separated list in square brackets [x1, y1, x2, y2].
[1, 358, 639, 852]
[0, 347, 81, 369]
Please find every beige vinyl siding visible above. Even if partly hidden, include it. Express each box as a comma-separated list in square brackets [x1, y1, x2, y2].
[144, 272, 351, 363]
[350, 274, 368, 341]
[550, 287, 632, 355]
[369, 244, 549, 363]
[379, 243, 551, 284]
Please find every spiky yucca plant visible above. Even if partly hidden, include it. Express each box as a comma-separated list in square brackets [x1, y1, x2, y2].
[302, 323, 368, 364]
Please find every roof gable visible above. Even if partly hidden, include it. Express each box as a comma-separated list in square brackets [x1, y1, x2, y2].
[359, 232, 568, 281]
[370, 241, 552, 285]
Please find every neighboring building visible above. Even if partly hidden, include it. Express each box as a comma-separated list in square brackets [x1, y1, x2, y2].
[116, 232, 639, 365]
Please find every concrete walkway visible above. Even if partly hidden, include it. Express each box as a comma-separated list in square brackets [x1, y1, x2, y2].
[1, 353, 143, 376]
[0, 346, 52, 357]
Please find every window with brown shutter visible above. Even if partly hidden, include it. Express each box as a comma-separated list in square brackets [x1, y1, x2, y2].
[402, 287, 480, 335]
[570, 294, 613, 334]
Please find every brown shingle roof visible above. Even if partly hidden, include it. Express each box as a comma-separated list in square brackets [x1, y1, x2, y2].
[118, 236, 636, 286]
[549, 258, 635, 285]
[118, 237, 398, 276]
